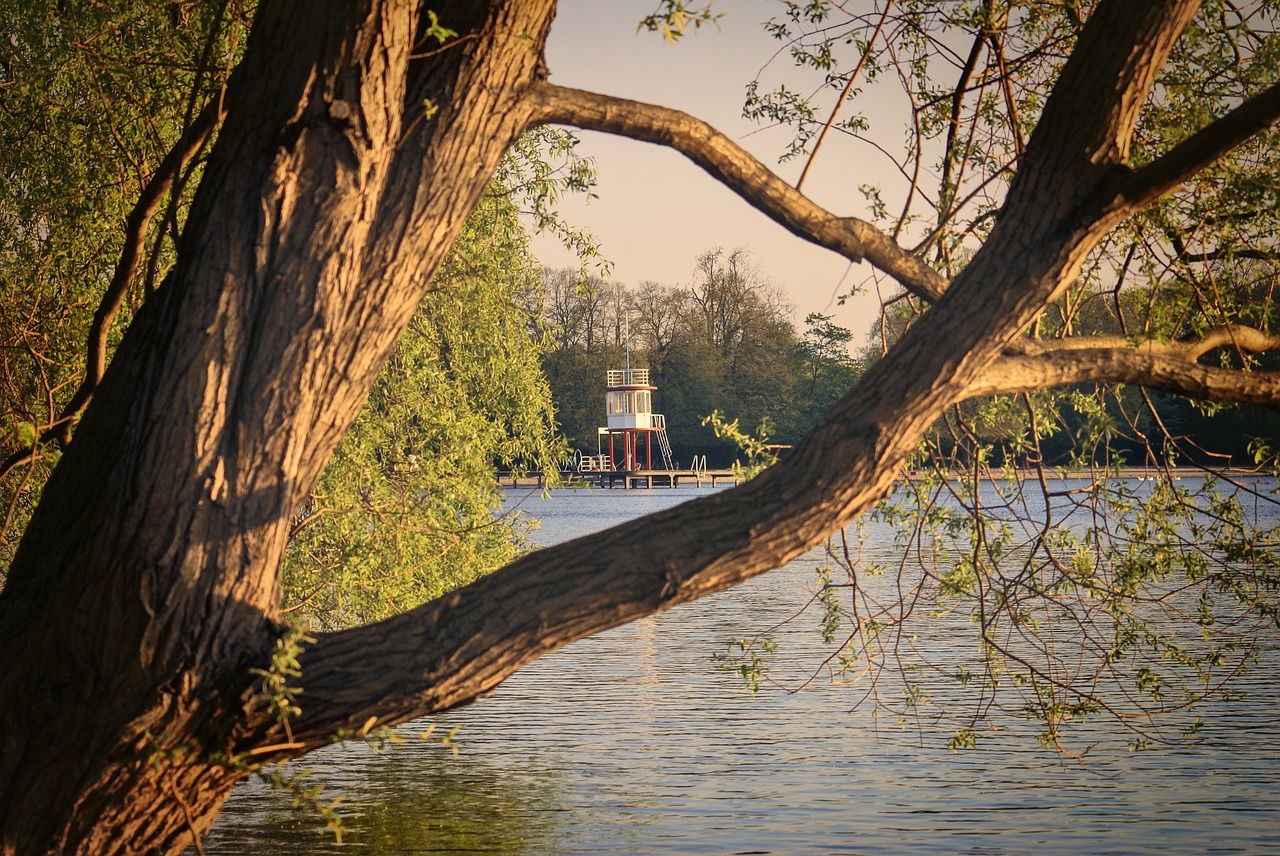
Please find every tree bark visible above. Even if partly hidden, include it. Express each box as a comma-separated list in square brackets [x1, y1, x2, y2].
[2, 1, 1276, 854]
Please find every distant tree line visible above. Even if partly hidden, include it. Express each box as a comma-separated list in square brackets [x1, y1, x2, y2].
[531, 249, 861, 466]
[537, 248, 1277, 472]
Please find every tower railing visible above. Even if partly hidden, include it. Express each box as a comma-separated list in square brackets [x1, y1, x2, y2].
[606, 368, 649, 387]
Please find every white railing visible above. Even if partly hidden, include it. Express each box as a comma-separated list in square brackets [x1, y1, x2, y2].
[606, 368, 649, 387]
[577, 454, 610, 473]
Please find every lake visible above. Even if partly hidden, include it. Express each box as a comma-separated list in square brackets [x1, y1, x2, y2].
[204, 481, 1280, 854]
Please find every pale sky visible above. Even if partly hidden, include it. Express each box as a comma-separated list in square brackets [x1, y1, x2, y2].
[532, 0, 904, 339]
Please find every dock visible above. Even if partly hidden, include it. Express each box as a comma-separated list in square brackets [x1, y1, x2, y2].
[497, 468, 740, 489]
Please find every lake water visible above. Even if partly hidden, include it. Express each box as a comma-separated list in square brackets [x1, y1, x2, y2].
[204, 482, 1280, 855]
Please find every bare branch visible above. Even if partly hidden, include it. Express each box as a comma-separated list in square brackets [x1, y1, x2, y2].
[526, 82, 949, 302]
[1175, 245, 1280, 264]
[1008, 324, 1280, 361]
[968, 348, 1280, 408]
[796, 1, 895, 192]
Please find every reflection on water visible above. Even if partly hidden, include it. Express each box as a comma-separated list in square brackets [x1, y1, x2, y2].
[205, 483, 1280, 855]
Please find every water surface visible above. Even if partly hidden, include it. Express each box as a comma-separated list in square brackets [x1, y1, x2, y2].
[205, 483, 1280, 854]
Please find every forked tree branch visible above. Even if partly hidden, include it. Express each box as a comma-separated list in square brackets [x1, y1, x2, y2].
[247, 0, 1269, 758]
[983, 325, 1280, 403]
[1102, 80, 1280, 215]
[526, 82, 950, 302]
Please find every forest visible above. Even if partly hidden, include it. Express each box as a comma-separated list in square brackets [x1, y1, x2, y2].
[535, 251, 857, 465]
[533, 253, 1280, 469]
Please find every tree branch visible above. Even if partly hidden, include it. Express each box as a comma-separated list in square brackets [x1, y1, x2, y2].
[968, 348, 1280, 408]
[1175, 245, 1280, 264]
[1007, 324, 1280, 362]
[269, 479, 823, 748]
[1104, 80, 1280, 214]
[526, 81, 949, 302]
[282, 326, 1280, 748]
[235, 0, 1280, 761]
[287, 0, 1271, 752]
[67, 93, 228, 429]
[796, 0, 895, 192]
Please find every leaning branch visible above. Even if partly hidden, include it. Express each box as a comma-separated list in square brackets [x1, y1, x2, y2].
[245, 0, 1275, 758]
[967, 348, 1280, 408]
[1175, 245, 1280, 264]
[265, 477, 845, 750]
[526, 82, 949, 302]
[68, 94, 228, 428]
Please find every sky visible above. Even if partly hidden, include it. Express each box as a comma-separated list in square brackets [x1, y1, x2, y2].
[531, 0, 900, 339]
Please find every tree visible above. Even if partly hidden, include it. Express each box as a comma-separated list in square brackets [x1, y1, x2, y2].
[794, 312, 860, 434]
[684, 248, 799, 447]
[2, 2, 1280, 854]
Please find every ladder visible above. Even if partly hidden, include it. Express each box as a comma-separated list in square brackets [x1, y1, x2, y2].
[652, 414, 676, 470]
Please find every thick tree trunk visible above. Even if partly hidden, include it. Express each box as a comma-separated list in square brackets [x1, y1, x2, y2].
[0, 1, 556, 853]
[4, 0, 1273, 854]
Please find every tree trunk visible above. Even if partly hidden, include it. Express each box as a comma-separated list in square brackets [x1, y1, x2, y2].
[0, 1, 557, 852]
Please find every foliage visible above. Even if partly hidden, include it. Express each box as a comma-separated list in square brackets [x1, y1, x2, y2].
[282, 186, 564, 630]
[638, 0, 722, 44]
[495, 127, 604, 277]
[0, 0, 249, 580]
[703, 0, 1280, 750]
[702, 410, 779, 480]
[795, 311, 860, 433]
[249, 626, 314, 744]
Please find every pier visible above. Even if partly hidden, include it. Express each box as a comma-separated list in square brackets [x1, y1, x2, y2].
[497, 468, 740, 489]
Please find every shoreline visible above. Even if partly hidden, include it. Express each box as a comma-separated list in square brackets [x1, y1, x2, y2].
[498, 465, 1276, 489]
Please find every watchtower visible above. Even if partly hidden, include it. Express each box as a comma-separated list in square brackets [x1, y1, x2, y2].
[601, 368, 674, 471]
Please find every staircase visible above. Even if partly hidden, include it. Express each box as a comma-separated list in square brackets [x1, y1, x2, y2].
[652, 414, 676, 470]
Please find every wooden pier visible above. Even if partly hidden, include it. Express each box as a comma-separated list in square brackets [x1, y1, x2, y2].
[497, 468, 739, 489]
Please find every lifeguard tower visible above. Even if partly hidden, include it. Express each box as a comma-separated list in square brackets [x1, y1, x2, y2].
[599, 368, 675, 472]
